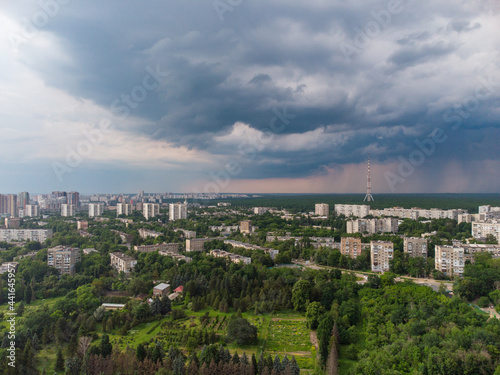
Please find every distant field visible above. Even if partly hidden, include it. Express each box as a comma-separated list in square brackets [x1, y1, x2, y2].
[205, 193, 500, 213]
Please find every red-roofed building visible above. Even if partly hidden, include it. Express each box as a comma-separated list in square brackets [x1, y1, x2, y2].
[174, 285, 183, 293]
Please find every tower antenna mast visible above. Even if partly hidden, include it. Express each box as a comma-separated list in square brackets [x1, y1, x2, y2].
[363, 155, 374, 202]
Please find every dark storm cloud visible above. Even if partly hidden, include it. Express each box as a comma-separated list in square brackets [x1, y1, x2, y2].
[3, 0, 499, 192]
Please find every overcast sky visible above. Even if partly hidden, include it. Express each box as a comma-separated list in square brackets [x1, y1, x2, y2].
[1, 0, 499, 194]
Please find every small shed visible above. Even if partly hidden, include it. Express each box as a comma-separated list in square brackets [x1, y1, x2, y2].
[153, 283, 170, 298]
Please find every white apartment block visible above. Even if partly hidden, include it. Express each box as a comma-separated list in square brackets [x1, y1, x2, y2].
[138, 228, 162, 239]
[47, 246, 81, 275]
[254, 207, 271, 215]
[24, 205, 40, 217]
[209, 249, 252, 264]
[335, 204, 370, 218]
[370, 207, 419, 220]
[169, 202, 187, 221]
[88, 203, 104, 217]
[341, 237, 362, 259]
[117, 203, 132, 216]
[110, 252, 137, 273]
[134, 243, 179, 253]
[370, 207, 467, 220]
[404, 237, 428, 258]
[315, 203, 330, 217]
[0, 229, 53, 242]
[61, 204, 75, 217]
[143, 203, 160, 220]
[479, 205, 500, 213]
[435, 245, 465, 277]
[371, 241, 394, 273]
[347, 218, 399, 234]
[472, 220, 500, 242]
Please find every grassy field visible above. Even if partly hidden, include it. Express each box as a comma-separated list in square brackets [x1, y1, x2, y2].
[87, 306, 318, 372]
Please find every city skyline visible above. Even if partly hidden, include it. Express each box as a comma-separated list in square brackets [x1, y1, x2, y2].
[1, 1, 499, 194]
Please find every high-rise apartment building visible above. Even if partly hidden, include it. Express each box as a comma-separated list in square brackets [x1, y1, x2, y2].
[315, 203, 330, 217]
[341, 237, 363, 259]
[67, 192, 80, 208]
[143, 203, 160, 220]
[117, 203, 132, 216]
[0, 194, 18, 217]
[17, 192, 30, 211]
[371, 241, 394, 273]
[169, 202, 187, 221]
[88, 203, 104, 217]
[435, 245, 464, 277]
[403, 237, 428, 258]
[47, 246, 81, 275]
[24, 205, 40, 217]
[61, 204, 76, 217]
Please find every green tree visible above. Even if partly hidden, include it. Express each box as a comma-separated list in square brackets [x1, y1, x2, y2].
[99, 333, 113, 357]
[55, 347, 65, 372]
[306, 302, 325, 330]
[292, 279, 311, 311]
[226, 317, 258, 346]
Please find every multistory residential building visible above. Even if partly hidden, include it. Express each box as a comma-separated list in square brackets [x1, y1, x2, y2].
[117, 203, 132, 216]
[47, 246, 81, 275]
[0, 229, 53, 242]
[185, 237, 224, 252]
[209, 249, 252, 264]
[17, 192, 30, 211]
[134, 243, 179, 253]
[5, 218, 21, 229]
[435, 245, 465, 277]
[0, 194, 18, 217]
[334, 204, 370, 218]
[371, 241, 394, 273]
[67, 192, 80, 208]
[24, 205, 39, 217]
[143, 203, 160, 220]
[341, 237, 363, 259]
[403, 237, 428, 258]
[61, 204, 75, 217]
[254, 207, 271, 215]
[169, 202, 187, 221]
[315, 203, 330, 217]
[347, 218, 399, 234]
[472, 220, 500, 243]
[110, 252, 137, 273]
[138, 228, 162, 239]
[88, 203, 104, 217]
[240, 220, 252, 234]
[77, 221, 89, 230]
